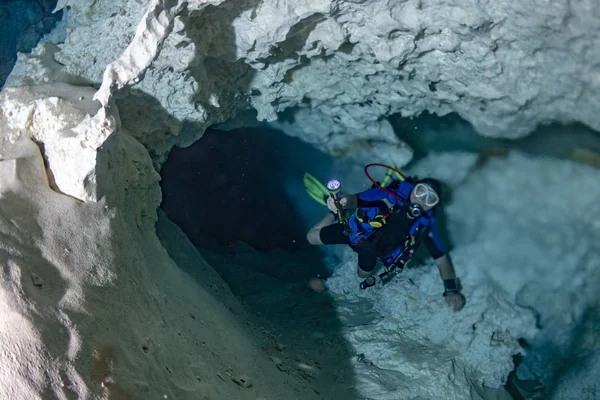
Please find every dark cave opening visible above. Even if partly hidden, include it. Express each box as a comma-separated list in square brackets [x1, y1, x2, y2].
[159, 125, 333, 255]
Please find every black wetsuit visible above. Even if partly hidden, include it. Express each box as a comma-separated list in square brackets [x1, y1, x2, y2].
[319, 202, 445, 272]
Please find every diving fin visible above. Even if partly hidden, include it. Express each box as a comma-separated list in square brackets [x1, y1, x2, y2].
[303, 173, 329, 206]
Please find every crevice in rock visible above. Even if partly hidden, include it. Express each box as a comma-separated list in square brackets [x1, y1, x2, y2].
[30, 137, 62, 194]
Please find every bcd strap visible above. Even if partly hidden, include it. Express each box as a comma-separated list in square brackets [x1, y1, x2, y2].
[355, 208, 389, 228]
[358, 225, 430, 290]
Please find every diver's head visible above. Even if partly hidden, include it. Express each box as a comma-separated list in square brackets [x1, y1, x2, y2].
[407, 178, 441, 218]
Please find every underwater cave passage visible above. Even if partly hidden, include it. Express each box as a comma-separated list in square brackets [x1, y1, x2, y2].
[159, 125, 333, 256]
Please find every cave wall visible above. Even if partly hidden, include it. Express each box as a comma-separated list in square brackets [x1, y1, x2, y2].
[0, 82, 330, 400]
[6, 0, 600, 168]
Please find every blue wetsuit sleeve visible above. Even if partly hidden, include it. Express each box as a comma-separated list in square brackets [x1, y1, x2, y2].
[356, 187, 405, 207]
[424, 224, 445, 259]
[356, 188, 388, 206]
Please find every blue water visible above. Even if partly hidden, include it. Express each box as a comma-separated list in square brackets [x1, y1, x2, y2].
[0, 0, 62, 88]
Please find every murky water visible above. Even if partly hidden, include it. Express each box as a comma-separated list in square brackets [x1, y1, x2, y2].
[392, 112, 600, 167]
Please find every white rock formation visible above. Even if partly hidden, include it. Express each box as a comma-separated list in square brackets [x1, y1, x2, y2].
[0, 83, 328, 399]
[8, 0, 600, 166]
[1, 84, 116, 201]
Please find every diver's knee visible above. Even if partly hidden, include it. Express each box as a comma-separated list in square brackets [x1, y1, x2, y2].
[356, 266, 372, 278]
[306, 229, 323, 245]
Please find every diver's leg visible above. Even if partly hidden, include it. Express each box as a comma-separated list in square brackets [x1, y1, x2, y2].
[306, 216, 349, 292]
[306, 213, 336, 245]
[356, 246, 378, 278]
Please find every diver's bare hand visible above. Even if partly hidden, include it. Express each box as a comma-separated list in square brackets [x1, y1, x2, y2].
[327, 196, 348, 213]
[444, 291, 465, 312]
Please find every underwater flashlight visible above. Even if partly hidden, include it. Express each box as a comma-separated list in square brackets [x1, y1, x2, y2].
[326, 179, 342, 194]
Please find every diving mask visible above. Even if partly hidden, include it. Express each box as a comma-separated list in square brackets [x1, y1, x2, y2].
[413, 183, 439, 207]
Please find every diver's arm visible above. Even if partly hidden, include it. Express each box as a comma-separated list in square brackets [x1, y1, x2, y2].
[329, 194, 357, 210]
[434, 255, 456, 281]
[328, 186, 392, 210]
[425, 237, 457, 281]
[436, 255, 465, 311]
[356, 187, 388, 203]
[340, 187, 390, 209]
[425, 231, 465, 311]
[424, 230, 462, 295]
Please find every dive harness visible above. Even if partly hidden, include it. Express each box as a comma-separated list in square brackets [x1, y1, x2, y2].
[359, 224, 429, 290]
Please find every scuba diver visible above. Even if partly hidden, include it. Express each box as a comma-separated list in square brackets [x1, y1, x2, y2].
[305, 166, 465, 311]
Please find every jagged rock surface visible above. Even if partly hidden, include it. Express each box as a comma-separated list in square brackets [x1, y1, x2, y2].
[9, 0, 600, 165]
